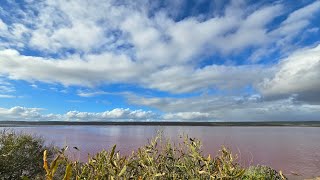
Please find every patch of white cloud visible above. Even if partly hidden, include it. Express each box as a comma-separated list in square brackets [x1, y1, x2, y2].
[217, 4, 283, 53]
[0, 94, 15, 98]
[30, 21, 104, 52]
[0, 49, 144, 87]
[163, 112, 215, 121]
[76, 89, 131, 98]
[142, 65, 271, 93]
[259, 44, 320, 102]
[0, 18, 7, 31]
[0, 77, 16, 98]
[249, 1, 320, 62]
[0, 48, 271, 93]
[66, 108, 157, 121]
[282, 1, 320, 25]
[128, 94, 320, 121]
[0, 106, 157, 121]
[0, 106, 54, 121]
[77, 90, 110, 97]
[0, 79, 15, 93]
[263, 1, 320, 58]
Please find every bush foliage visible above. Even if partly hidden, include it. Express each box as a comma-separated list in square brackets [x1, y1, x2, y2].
[0, 129, 55, 180]
[0, 129, 286, 179]
[43, 132, 287, 180]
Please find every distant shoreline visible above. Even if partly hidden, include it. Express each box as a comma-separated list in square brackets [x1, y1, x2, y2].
[1, 121, 320, 127]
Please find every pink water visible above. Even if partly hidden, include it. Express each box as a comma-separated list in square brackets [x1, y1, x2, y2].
[2, 126, 320, 178]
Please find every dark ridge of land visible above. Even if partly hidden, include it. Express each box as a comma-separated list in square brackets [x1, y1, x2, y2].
[0, 121, 320, 127]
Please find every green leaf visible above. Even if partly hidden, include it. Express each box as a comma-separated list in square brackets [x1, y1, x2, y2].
[118, 165, 127, 176]
[21, 176, 30, 180]
[50, 155, 61, 176]
[63, 163, 73, 180]
[109, 144, 116, 162]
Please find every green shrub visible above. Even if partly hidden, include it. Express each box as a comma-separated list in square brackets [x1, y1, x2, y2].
[0, 129, 287, 179]
[0, 129, 55, 180]
[44, 132, 286, 180]
[243, 165, 287, 180]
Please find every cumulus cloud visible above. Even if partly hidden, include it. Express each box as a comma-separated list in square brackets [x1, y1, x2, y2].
[259, 44, 320, 103]
[66, 108, 156, 121]
[0, 106, 55, 121]
[0, 49, 144, 86]
[0, 106, 157, 121]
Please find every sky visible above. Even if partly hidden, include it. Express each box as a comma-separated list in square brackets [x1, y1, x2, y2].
[0, 0, 320, 122]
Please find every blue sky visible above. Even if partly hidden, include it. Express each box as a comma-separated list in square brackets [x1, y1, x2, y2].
[0, 0, 320, 121]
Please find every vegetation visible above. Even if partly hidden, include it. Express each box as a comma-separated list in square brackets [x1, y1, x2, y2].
[43, 132, 286, 180]
[0, 130, 287, 179]
[243, 165, 286, 180]
[0, 129, 55, 180]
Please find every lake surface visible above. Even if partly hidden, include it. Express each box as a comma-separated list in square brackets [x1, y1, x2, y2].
[1, 125, 320, 178]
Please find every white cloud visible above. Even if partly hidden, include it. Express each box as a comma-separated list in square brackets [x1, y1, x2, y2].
[0, 48, 272, 94]
[0, 79, 15, 93]
[0, 0, 318, 95]
[217, 4, 283, 53]
[66, 108, 157, 121]
[0, 78, 16, 98]
[1, 96, 320, 122]
[0, 106, 54, 121]
[0, 49, 144, 87]
[282, 1, 320, 25]
[128, 94, 320, 121]
[0, 106, 156, 121]
[76, 90, 131, 97]
[0, 18, 7, 31]
[259, 44, 320, 102]
[30, 21, 104, 52]
[0, 94, 15, 98]
[142, 65, 271, 93]
[163, 112, 215, 121]
[77, 90, 109, 97]
[249, 1, 320, 62]
[1, 0, 319, 58]
[270, 1, 320, 46]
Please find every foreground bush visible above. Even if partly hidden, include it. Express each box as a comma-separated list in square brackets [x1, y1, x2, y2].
[44, 133, 286, 180]
[0, 129, 55, 180]
[243, 165, 285, 180]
